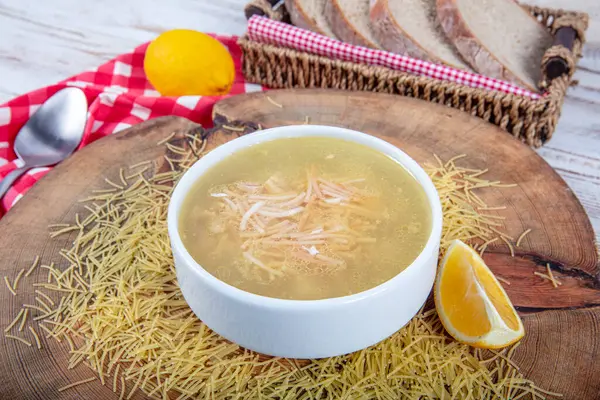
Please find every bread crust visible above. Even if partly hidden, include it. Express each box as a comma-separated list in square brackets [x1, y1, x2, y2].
[436, 0, 546, 91]
[369, 0, 469, 70]
[285, 0, 333, 37]
[325, 0, 381, 48]
[370, 0, 437, 62]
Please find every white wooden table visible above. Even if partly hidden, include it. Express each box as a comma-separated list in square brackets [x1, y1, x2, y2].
[1, 0, 599, 239]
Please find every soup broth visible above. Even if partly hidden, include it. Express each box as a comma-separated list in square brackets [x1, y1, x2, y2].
[179, 136, 431, 300]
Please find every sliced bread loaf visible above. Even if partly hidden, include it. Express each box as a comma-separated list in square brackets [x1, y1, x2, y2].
[285, 0, 337, 38]
[325, 0, 381, 49]
[437, 0, 553, 91]
[369, 0, 470, 70]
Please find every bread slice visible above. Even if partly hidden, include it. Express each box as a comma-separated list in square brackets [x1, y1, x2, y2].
[437, 0, 553, 91]
[325, 0, 381, 49]
[369, 0, 470, 70]
[285, 0, 337, 38]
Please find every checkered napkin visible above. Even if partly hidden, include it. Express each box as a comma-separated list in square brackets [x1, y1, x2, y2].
[247, 16, 541, 100]
[0, 22, 541, 218]
[0, 35, 264, 218]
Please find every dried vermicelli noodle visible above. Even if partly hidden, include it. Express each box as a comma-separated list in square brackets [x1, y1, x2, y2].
[424, 155, 516, 254]
[4, 133, 557, 399]
[534, 264, 562, 288]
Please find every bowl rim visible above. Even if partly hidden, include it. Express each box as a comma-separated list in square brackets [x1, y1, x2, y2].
[167, 125, 443, 309]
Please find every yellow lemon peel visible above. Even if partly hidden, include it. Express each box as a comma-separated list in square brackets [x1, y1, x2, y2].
[144, 29, 235, 96]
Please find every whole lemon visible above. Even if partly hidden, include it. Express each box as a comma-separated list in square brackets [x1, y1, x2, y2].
[144, 29, 235, 96]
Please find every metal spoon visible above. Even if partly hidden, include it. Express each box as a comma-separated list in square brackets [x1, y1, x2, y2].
[0, 87, 88, 198]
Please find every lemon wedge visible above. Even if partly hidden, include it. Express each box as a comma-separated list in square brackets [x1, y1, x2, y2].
[434, 240, 524, 348]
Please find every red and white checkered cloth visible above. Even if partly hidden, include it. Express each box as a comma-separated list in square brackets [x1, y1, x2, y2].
[247, 16, 541, 100]
[0, 22, 542, 218]
[0, 35, 264, 218]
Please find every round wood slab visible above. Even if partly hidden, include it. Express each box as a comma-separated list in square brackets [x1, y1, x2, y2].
[0, 89, 598, 399]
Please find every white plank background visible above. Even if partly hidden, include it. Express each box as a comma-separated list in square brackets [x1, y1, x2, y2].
[1, 0, 599, 240]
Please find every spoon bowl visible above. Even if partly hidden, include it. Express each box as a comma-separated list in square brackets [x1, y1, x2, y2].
[0, 87, 87, 198]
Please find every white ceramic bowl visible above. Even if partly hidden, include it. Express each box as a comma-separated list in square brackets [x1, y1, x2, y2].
[168, 125, 442, 359]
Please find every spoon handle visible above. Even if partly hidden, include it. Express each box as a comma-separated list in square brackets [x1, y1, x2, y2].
[0, 166, 30, 199]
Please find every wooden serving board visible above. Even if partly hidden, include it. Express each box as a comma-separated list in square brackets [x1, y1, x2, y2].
[0, 89, 598, 399]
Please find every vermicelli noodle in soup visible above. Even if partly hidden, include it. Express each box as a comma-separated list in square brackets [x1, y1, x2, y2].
[179, 137, 431, 300]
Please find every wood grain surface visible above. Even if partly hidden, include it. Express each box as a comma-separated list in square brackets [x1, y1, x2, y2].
[0, 90, 599, 399]
[213, 89, 600, 310]
[0, 0, 598, 243]
[0, 117, 199, 399]
[214, 89, 600, 397]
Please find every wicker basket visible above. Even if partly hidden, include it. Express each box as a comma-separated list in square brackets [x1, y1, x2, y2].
[240, 2, 589, 147]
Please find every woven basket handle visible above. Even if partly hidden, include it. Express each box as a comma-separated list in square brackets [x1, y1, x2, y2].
[243, 2, 587, 85]
[244, 0, 289, 23]
[541, 13, 589, 83]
